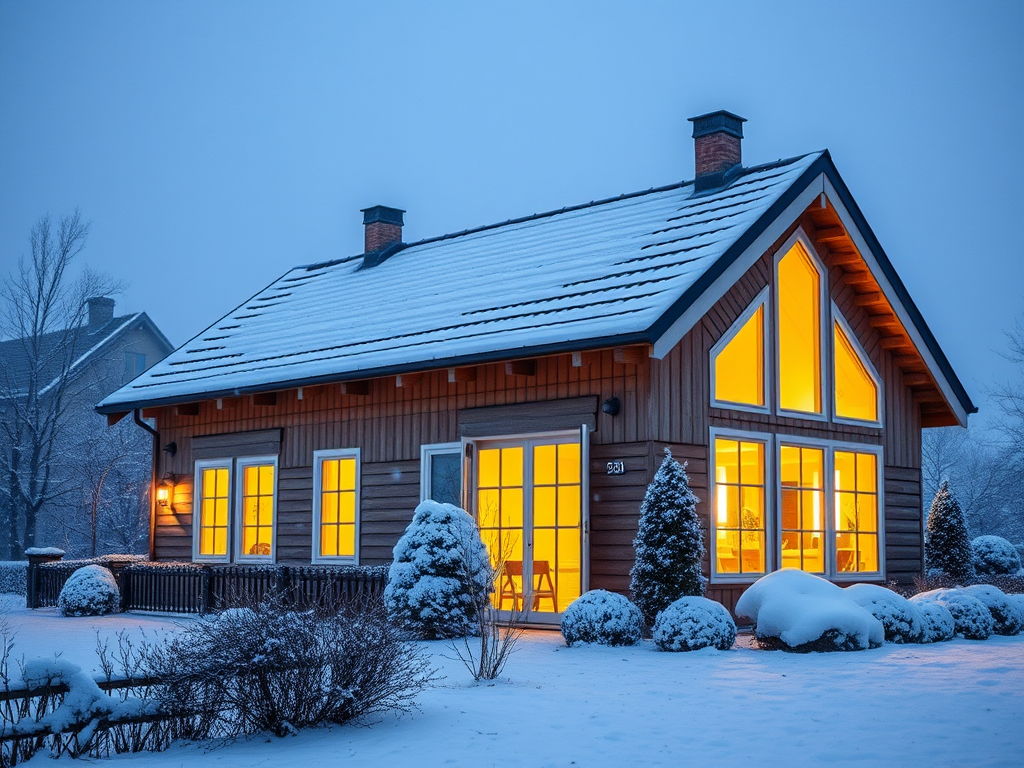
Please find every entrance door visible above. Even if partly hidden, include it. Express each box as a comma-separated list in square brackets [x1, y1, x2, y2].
[474, 434, 585, 622]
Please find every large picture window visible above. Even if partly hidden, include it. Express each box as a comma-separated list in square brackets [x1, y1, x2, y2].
[313, 449, 360, 563]
[713, 436, 767, 576]
[193, 456, 277, 563]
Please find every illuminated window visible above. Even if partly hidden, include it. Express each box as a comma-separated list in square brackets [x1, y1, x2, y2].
[834, 321, 879, 423]
[778, 241, 823, 414]
[834, 451, 879, 573]
[478, 446, 525, 607]
[532, 442, 582, 613]
[713, 299, 766, 408]
[713, 437, 766, 576]
[314, 449, 360, 562]
[196, 463, 230, 559]
[420, 443, 463, 507]
[780, 444, 825, 573]
[238, 459, 276, 560]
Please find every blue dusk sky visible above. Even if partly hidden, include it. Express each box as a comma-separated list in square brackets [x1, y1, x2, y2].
[1, 1, 1021, 426]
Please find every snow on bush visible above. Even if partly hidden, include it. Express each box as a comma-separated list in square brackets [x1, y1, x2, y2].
[924, 481, 974, 581]
[561, 590, 643, 647]
[0, 561, 27, 595]
[630, 449, 704, 627]
[971, 536, 1022, 576]
[652, 596, 736, 652]
[961, 584, 1024, 636]
[913, 600, 955, 643]
[383, 501, 491, 640]
[735, 570, 883, 652]
[844, 584, 922, 644]
[911, 589, 993, 640]
[58, 564, 120, 616]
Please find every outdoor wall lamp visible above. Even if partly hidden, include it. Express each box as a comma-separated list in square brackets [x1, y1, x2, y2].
[156, 473, 177, 509]
[602, 397, 621, 416]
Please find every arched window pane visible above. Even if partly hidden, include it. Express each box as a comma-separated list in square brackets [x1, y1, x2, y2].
[834, 322, 879, 422]
[778, 243, 822, 413]
[714, 305, 764, 406]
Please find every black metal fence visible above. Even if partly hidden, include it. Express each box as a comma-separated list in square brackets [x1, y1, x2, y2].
[27, 557, 388, 615]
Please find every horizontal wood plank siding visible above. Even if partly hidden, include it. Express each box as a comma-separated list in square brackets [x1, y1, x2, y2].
[884, 466, 923, 584]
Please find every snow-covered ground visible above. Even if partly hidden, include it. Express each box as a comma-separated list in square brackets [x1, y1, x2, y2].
[2, 596, 1022, 767]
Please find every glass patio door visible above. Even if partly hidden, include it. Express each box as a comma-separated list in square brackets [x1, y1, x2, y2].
[475, 434, 584, 621]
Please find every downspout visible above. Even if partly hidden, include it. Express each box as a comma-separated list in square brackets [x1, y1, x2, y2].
[133, 409, 159, 561]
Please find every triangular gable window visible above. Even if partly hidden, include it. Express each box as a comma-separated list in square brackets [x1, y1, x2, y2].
[712, 293, 767, 409]
[777, 240, 824, 415]
[833, 318, 880, 423]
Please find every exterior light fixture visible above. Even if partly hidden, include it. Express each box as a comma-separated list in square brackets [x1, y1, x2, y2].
[156, 473, 176, 509]
[601, 397, 621, 416]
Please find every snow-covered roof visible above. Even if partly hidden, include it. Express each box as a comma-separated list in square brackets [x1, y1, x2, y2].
[98, 153, 829, 412]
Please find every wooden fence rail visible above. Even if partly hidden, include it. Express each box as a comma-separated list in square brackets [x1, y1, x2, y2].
[27, 558, 387, 615]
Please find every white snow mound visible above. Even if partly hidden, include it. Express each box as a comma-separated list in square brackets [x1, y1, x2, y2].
[844, 583, 922, 643]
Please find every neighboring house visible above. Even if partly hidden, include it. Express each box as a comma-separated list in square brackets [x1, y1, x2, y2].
[97, 111, 975, 618]
[0, 297, 174, 556]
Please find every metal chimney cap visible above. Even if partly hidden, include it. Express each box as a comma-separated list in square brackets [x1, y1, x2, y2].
[688, 110, 747, 140]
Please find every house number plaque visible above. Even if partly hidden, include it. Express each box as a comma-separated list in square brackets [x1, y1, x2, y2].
[606, 461, 625, 475]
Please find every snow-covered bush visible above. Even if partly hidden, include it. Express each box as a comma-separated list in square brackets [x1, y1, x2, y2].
[652, 596, 736, 651]
[145, 596, 433, 737]
[924, 481, 974, 581]
[971, 536, 1022, 576]
[844, 584, 921, 644]
[0, 561, 27, 595]
[735, 570, 883, 652]
[911, 589, 993, 640]
[561, 590, 643, 647]
[58, 564, 120, 616]
[383, 501, 492, 640]
[630, 449, 704, 627]
[913, 600, 955, 643]
[961, 584, 1024, 635]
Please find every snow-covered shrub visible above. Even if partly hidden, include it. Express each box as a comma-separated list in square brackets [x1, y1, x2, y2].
[0, 561, 27, 595]
[911, 589, 993, 640]
[630, 449, 704, 627]
[971, 536, 1022, 576]
[58, 564, 120, 616]
[961, 584, 1024, 635]
[735, 570, 883, 652]
[561, 590, 643, 647]
[913, 600, 955, 643]
[652, 596, 736, 651]
[145, 596, 433, 737]
[844, 583, 922, 643]
[383, 501, 492, 640]
[924, 481, 974, 581]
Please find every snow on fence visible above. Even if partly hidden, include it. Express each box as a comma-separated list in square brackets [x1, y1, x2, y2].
[27, 556, 388, 615]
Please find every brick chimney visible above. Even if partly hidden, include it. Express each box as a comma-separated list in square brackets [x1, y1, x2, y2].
[87, 296, 115, 332]
[361, 205, 405, 253]
[689, 110, 747, 192]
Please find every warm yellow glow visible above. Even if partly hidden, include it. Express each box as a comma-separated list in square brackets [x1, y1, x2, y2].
[778, 242, 822, 414]
[156, 485, 169, 505]
[241, 463, 274, 557]
[834, 322, 879, 422]
[319, 457, 357, 558]
[780, 445, 825, 573]
[714, 438, 766, 575]
[834, 451, 879, 572]
[714, 305, 764, 406]
[479, 447, 525, 609]
[199, 467, 229, 556]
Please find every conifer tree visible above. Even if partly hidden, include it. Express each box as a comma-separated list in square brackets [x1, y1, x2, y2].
[925, 480, 975, 581]
[630, 449, 704, 627]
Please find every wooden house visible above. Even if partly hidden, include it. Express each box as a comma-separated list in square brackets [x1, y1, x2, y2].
[97, 111, 975, 618]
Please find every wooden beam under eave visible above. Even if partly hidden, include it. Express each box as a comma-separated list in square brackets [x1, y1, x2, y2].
[448, 367, 477, 383]
[613, 346, 648, 365]
[913, 390, 945, 404]
[251, 392, 277, 407]
[505, 360, 537, 377]
[341, 381, 371, 396]
[175, 403, 201, 416]
[893, 355, 926, 369]
[868, 314, 900, 329]
[141, 408, 161, 419]
[106, 411, 129, 427]
[814, 225, 847, 243]
[878, 336, 911, 350]
[396, 373, 422, 388]
[296, 385, 327, 401]
[903, 373, 931, 387]
[853, 292, 883, 306]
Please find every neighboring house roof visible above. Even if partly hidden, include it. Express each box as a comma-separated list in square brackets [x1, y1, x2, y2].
[97, 150, 976, 422]
[0, 313, 173, 398]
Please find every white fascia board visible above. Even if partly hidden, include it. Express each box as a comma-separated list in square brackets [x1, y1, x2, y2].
[652, 175, 826, 359]
[822, 177, 968, 427]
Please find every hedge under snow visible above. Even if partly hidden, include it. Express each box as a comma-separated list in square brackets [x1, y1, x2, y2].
[735, 570, 883, 652]
[0, 561, 27, 596]
[960, 584, 1024, 635]
[57, 564, 121, 617]
[652, 596, 736, 652]
[843, 583, 922, 644]
[561, 590, 643, 647]
[384, 501, 491, 640]
[971, 535, 1022, 576]
[913, 600, 955, 643]
[911, 589, 993, 640]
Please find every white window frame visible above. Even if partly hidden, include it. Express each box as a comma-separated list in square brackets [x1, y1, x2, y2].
[192, 458, 233, 564]
[419, 442, 463, 504]
[773, 228, 830, 423]
[233, 455, 279, 564]
[831, 303, 884, 428]
[312, 448, 361, 565]
[708, 426, 774, 584]
[709, 287, 771, 415]
[773, 435, 885, 583]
